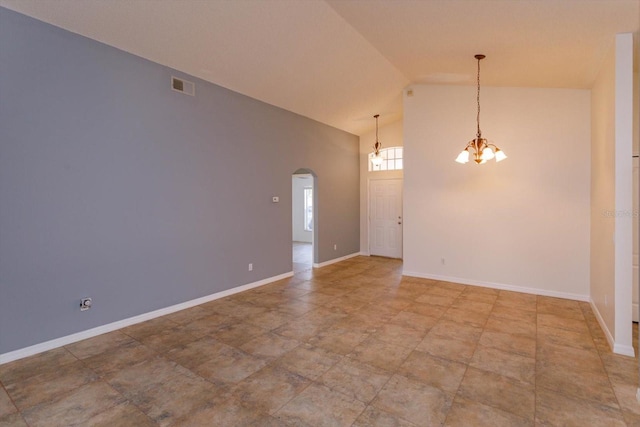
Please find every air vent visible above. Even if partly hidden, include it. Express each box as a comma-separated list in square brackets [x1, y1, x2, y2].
[171, 76, 195, 96]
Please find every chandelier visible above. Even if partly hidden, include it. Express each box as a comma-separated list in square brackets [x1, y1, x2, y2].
[455, 55, 507, 164]
[371, 114, 383, 167]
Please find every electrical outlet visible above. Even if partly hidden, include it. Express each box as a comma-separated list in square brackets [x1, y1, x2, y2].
[80, 297, 92, 311]
[441, 258, 446, 265]
[334, 244, 337, 251]
[248, 263, 253, 271]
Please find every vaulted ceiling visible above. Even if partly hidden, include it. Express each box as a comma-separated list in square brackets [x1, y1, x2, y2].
[2, 0, 638, 135]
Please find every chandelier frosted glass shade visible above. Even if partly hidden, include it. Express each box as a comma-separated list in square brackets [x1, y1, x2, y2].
[455, 137, 506, 164]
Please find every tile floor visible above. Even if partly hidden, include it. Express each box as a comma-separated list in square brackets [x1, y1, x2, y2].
[1, 256, 639, 426]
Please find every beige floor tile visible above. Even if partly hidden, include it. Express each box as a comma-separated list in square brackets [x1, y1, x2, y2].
[171, 398, 270, 427]
[371, 323, 426, 350]
[444, 397, 532, 427]
[624, 411, 640, 426]
[348, 337, 413, 371]
[601, 353, 638, 386]
[536, 341, 604, 374]
[307, 325, 370, 355]
[421, 286, 463, 299]
[121, 317, 178, 340]
[81, 402, 155, 427]
[457, 367, 534, 420]
[484, 316, 536, 337]
[318, 358, 392, 403]
[372, 374, 452, 427]
[136, 325, 199, 353]
[192, 346, 268, 385]
[442, 306, 489, 328]
[275, 383, 365, 427]
[80, 340, 156, 379]
[537, 313, 589, 333]
[536, 325, 596, 351]
[451, 298, 494, 314]
[415, 294, 458, 307]
[397, 350, 466, 393]
[535, 387, 626, 426]
[321, 295, 367, 314]
[0, 348, 77, 385]
[2, 256, 635, 427]
[292, 291, 338, 306]
[388, 310, 439, 332]
[0, 413, 28, 427]
[239, 332, 301, 359]
[210, 322, 269, 347]
[273, 318, 331, 341]
[5, 360, 98, 411]
[21, 381, 125, 427]
[352, 405, 418, 427]
[127, 374, 219, 427]
[273, 344, 342, 380]
[415, 335, 477, 364]
[428, 319, 483, 343]
[106, 357, 193, 398]
[491, 304, 538, 323]
[232, 365, 310, 414]
[162, 306, 212, 325]
[402, 302, 448, 319]
[470, 345, 535, 384]
[612, 382, 640, 416]
[164, 336, 231, 369]
[179, 312, 236, 337]
[65, 331, 135, 359]
[479, 330, 536, 358]
[0, 386, 16, 419]
[244, 310, 296, 330]
[536, 362, 619, 408]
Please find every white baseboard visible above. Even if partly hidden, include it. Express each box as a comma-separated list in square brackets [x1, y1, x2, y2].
[402, 271, 590, 302]
[0, 271, 293, 365]
[589, 299, 636, 357]
[313, 252, 361, 268]
[589, 299, 616, 352]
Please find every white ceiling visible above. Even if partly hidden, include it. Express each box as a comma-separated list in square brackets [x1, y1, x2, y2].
[2, 0, 638, 135]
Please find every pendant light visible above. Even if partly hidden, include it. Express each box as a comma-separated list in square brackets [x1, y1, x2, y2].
[371, 114, 383, 167]
[455, 55, 507, 164]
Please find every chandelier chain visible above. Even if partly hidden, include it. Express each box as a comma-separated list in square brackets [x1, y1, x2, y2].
[476, 57, 481, 139]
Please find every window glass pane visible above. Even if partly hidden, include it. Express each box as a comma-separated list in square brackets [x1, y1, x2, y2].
[369, 147, 403, 172]
[304, 187, 313, 231]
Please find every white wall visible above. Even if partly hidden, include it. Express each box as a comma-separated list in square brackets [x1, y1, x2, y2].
[359, 119, 404, 254]
[292, 175, 312, 243]
[591, 41, 617, 340]
[613, 33, 634, 354]
[403, 84, 591, 299]
[590, 34, 635, 356]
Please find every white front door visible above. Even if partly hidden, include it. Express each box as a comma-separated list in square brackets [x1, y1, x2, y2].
[369, 179, 403, 258]
[633, 157, 639, 322]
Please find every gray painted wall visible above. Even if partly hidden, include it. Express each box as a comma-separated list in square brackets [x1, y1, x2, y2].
[0, 8, 359, 354]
